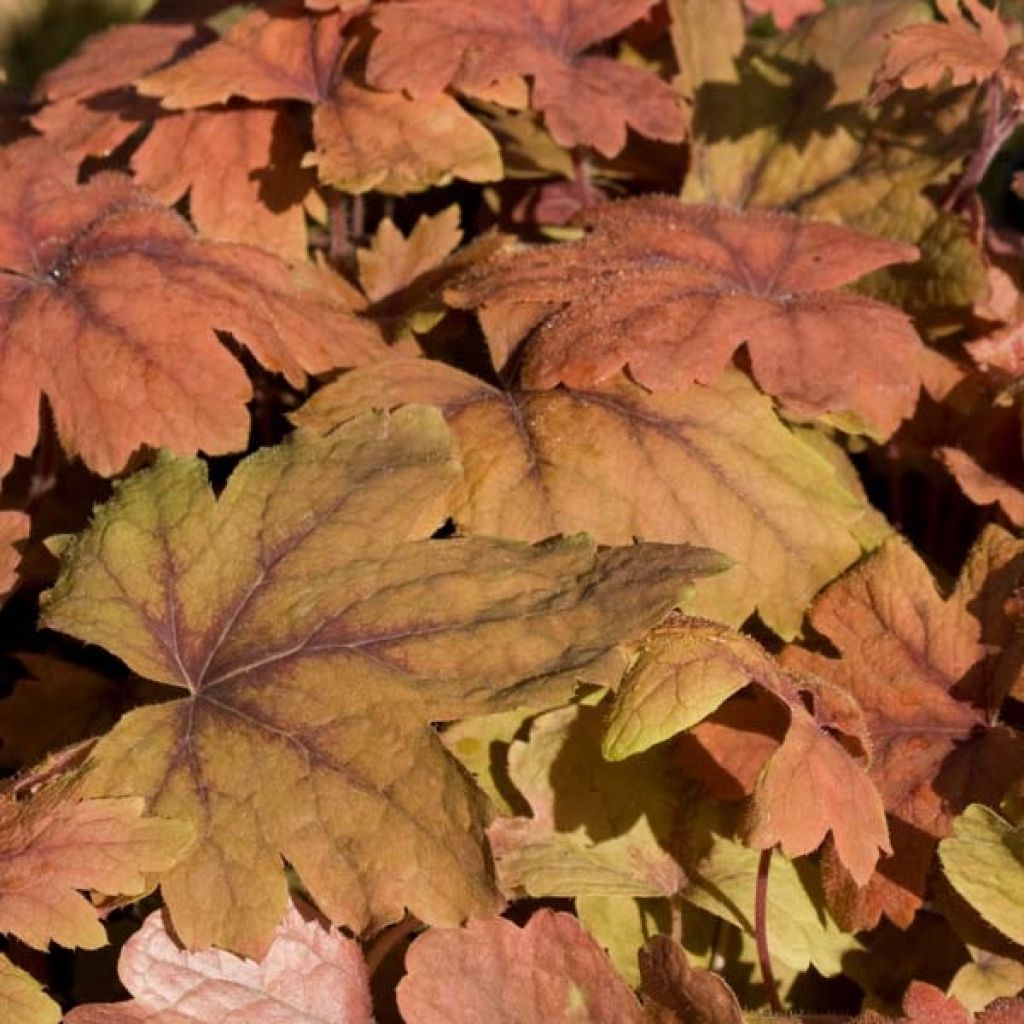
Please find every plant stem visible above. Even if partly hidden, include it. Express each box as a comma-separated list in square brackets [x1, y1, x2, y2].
[364, 914, 420, 977]
[943, 77, 1020, 212]
[755, 847, 783, 1013]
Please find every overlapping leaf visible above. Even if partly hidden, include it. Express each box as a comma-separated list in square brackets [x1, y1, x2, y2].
[138, 0, 502, 194]
[0, 954, 59, 1024]
[65, 902, 373, 1024]
[0, 139, 384, 477]
[294, 358, 877, 637]
[603, 618, 889, 886]
[40, 407, 726, 955]
[783, 530, 1024, 930]
[396, 910, 645, 1023]
[0, 783, 193, 951]
[446, 198, 923, 437]
[364, 0, 686, 158]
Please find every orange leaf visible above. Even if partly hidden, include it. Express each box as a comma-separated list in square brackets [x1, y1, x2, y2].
[365, 0, 686, 157]
[871, 0, 1024, 106]
[396, 910, 644, 1023]
[0, 784, 192, 951]
[0, 139, 384, 477]
[64, 902, 372, 1024]
[447, 198, 923, 438]
[783, 531, 1024, 929]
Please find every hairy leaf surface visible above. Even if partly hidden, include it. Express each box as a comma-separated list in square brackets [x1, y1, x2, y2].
[447, 199, 922, 437]
[40, 407, 726, 955]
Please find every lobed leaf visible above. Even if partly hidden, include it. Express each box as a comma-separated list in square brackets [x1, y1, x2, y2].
[40, 407, 726, 955]
[446, 199, 923, 438]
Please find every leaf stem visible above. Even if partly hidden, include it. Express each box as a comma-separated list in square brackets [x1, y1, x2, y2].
[755, 847, 783, 1013]
[364, 914, 420, 977]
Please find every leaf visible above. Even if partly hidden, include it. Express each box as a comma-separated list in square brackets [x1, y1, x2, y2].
[0, 784, 193, 951]
[638, 934, 743, 1024]
[603, 618, 889, 886]
[446, 198, 923, 438]
[939, 805, 1024, 947]
[784, 533, 1024, 930]
[0, 509, 27, 601]
[0, 954, 60, 1024]
[132, 106, 313, 262]
[487, 702, 689, 899]
[64, 902, 373, 1024]
[0, 139, 384, 477]
[364, 0, 686, 158]
[139, 1, 501, 195]
[940, 448, 1024, 528]
[40, 407, 726, 956]
[32, 22, 205, 161]
[871, 0, 1024, 106]
[292, 358, 879, 638]
[396, 909, 644, 1024]
[574, 896, 672, 989]
[744, 0, 825, 30]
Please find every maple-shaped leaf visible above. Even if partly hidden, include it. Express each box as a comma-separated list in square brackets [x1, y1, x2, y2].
[487, 701, 689, 899]
[939, 805, 1024, 948]
[0, 783, 193, 951]
[293, 358, 879, 637]
[0, 510, 27, 602]
[0, 139, 384, 478]
[138, 1, 502, 195]
[40, 407, 726, 956]
[446, 198, 923, 437]
[871, 0, 1024, 106]
[64, 902, 373, 1024]
[364, 0, 686, 159]
[744, 0, 825, 30]
[783, 531, 1024, 930]
[0, 954, 59, 1024]
[603, 618, 889, 885]
[397, 909, 644, 1023]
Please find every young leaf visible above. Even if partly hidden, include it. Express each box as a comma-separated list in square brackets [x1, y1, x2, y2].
[293, 358, 877, 637]
[40, 407, 727, 956]
[138, 1, 502, 194]
[0, 510, 27, 602]
[0, 139, 384, 477]
[65, 902, 373, 1024]
[603, 618, 890, 886]
[396, 910, 645, 1023]
[0, 954, 60, 1024]
[939, 805, 1024, 947]
[446, 199, 923, 438]
[365, 0, 686, 158]
[784, 532, 1024, 930]
[871, 0, 1024, 105]
[0, 784, 193, 951]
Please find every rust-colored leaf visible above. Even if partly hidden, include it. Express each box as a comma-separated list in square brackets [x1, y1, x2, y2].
[871, 0, 1024, 106]
[0, 783, 193, 951]
[0, 139, 384, 477]
[65, 902, 373, 1024]
[40, 407, 726, 955]
[365, 0, 686, 158]
[638, 934, 743, 1024]
[0, 509, 27, 602]
[132, 106, 313, 262]
[139, 0, 501, 194]
[446, 198, 923, 438]
[396, 909, 644, 1023]
[783, 531, 1024, 930]
[292, 357, 878, 638]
